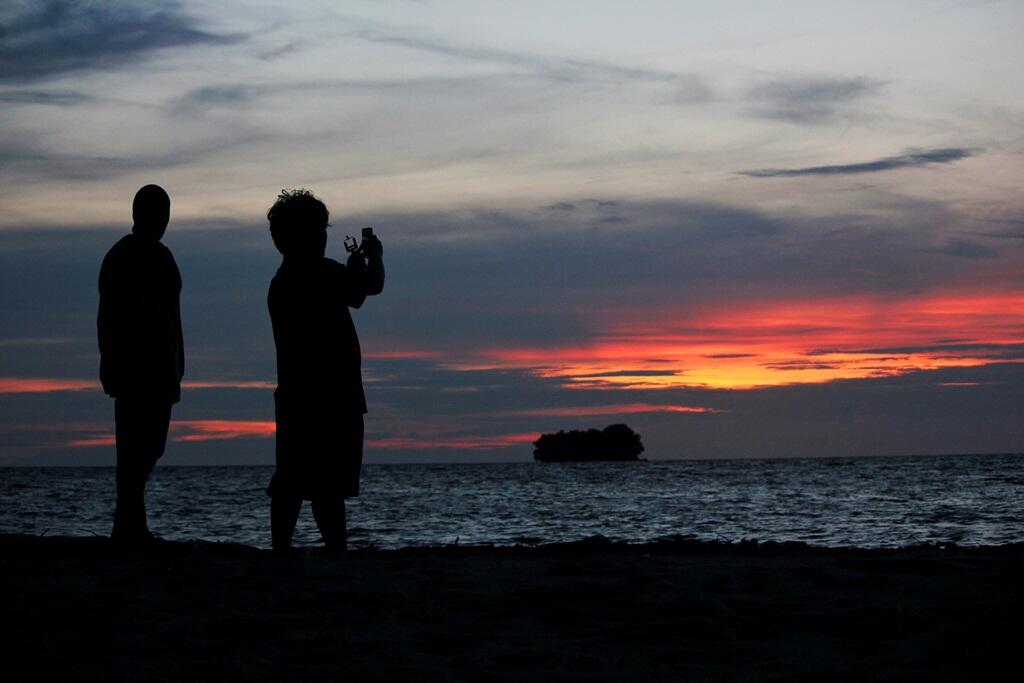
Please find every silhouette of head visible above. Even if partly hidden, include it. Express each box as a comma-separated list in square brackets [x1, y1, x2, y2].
[132, 184, 171, 241]
[268, 189, 329, 257]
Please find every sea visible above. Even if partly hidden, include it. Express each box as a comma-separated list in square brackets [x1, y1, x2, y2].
[2, 454, 1022, 549]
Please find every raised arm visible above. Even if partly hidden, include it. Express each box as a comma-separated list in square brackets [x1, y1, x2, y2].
[360, 235, 385, 295]
[344, 236, 385, 308]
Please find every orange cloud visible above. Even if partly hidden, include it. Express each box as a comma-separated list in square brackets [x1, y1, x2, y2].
[0, 378, 276, 394]
[0, 378, 98, 394]
[66, 435, 117, 448]
[459, 289, 1024, 390]
[61, 420, 278, 448]
[363, 349, 440, 360]
[368, 432, 540, 450]
[59, 421, 540, 451]
[181, 380, 275, 390]
[506, 403, 719, 417]
[171, 420, 277, 442]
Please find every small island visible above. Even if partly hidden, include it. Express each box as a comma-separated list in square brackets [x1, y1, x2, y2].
[533, 423, 644, 462]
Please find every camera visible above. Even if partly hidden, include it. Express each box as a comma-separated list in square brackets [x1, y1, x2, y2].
[344, 227, 374, 254]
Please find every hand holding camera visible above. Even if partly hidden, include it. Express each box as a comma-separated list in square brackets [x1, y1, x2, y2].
[345, 227, 382, 257]
[345, 227, 382, 271]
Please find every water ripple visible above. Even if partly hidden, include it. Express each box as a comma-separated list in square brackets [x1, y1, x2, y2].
[1, 454, 1022, 549]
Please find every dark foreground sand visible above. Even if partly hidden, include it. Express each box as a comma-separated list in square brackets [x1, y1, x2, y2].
[1, 535, 1020, 682]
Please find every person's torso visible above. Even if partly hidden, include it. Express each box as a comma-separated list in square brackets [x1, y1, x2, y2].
[269, 257, 362, 402]
[101, 234, 183, 395]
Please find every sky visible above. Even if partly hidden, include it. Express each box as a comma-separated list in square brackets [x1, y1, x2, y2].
[1, 0, 1022, 465]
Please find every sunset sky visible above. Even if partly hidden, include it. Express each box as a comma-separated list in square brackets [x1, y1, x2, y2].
[1, 0, 1022, 464]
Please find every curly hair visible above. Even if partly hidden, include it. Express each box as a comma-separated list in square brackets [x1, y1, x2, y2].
[267, 189, 330, 256]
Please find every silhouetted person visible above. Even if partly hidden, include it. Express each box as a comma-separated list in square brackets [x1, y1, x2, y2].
[97, 184, 183, 544]
[266, 189, 384, 552]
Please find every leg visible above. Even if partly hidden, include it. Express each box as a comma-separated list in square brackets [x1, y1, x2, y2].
[311, 414, 360, 551]
[311, 498, 347, 550]
[271, 496, 302, 552]
[112, 398, 171, 543]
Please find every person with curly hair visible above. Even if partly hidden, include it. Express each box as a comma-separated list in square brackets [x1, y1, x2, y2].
[266, 189, 384, 552]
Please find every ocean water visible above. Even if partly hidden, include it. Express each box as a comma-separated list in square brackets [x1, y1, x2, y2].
[2, 454, 1022, 549]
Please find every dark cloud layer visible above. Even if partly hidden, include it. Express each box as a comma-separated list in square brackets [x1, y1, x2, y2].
[0, 89, 91, 105]
[1, 194, 1020, 464]
[0, 131, 267, 183]
[745, 76, 884, 123]
[741, 148, 975, 178]
[0, 0, 240, 83]
[1, 196, 1013, 379]
[830, 342, 1024, 359]
[932, 237, 997, 259]
[7, 356, 1023, 465]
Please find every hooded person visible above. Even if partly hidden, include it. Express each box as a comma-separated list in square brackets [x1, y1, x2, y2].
[97, 184, 183, 543]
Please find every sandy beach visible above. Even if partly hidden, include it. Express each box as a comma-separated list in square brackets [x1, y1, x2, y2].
[1, 535, 1019, 681]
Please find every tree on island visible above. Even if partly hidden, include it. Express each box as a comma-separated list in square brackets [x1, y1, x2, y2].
[533, 424, 644, 462]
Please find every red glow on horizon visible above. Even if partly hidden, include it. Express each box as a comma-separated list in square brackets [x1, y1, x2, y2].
[0, 378, 98, 394]
[181, 380, 275, 390]
[60, 421, 540, 451]
[171, 420, 277, 442]
[0, 378, 277, 394]
[459, 289, 1024, 390]
[368, 432, 541, 450]
[66, 435, 117, 448]
[507, 403, 719, 417]
[363, 350, 440, 360]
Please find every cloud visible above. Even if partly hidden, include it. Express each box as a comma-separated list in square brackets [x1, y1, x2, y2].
[0, 89, 91, 105]
[0, 336, 83, 347]
[3, 195, 1022, 464]
[829, 342, 1024, 360]
[4, 193, 1015, 387]
[6, 352, 1024, 463]
[741, 148, 976, 178]
[980, 219, 1024, 240]
[0, 377, 98, 393]
[571, 370, 681, 378]
[0, 0, 241, 83]
[172, 84, 260, 111]
[66, 434, 116, 448]
[504, 403, 719, 417]
[932, 237, 997, 259]
[366, 432, 540, 450]
[745, 76, 884, 123]
[358, 29, 712, 99]
[167, 73, 532, 116]
[0, 130, 268, 182]
[172, 420, 275, 442]
[181, 380, 276, 390]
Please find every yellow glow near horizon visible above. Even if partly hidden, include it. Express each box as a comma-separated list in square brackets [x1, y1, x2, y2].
[459, 289, 1024, 390]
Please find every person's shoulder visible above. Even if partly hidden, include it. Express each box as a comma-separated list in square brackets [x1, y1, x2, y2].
[270, 259, 291, 285]
[107, 233, 135, 253]
[101, 234, 135, 267]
